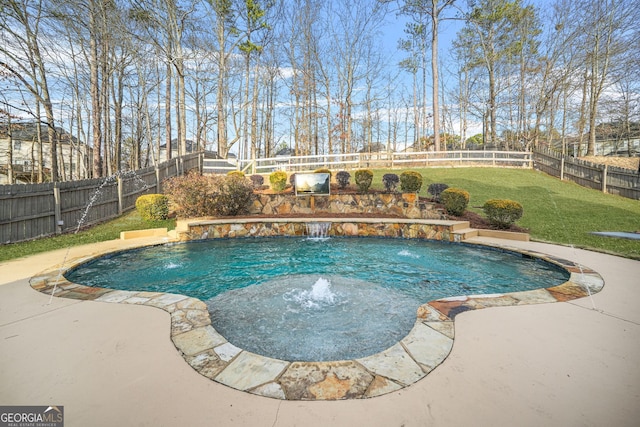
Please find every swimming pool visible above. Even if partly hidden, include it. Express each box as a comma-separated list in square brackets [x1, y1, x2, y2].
[65, 237, 569, 361]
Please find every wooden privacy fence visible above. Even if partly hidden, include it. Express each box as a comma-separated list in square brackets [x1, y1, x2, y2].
[0, 153, 202, 244]
[533, 148, 640, 200]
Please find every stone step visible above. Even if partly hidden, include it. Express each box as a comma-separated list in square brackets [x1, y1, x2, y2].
[450, 221, 471, 231]
[452, 228, 479, 241]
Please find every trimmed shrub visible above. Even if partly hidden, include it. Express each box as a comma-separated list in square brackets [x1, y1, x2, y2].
[212, 175, 255, 216]
[163, 172, 218, 218]
[483, 199, 524, 229]
[382, 173, 400, 192]
[440, 188, 470, 216]
[400, 171, 423, 193]
[270, 170, 288, 192]
[354, 169, 373, 193]
[227, 170, 245, 178]
[314, 168, 332, 178]
[135, 194, 169, 221]
[335, 171, 351, 189]
[427, 183, 449, 201]
[249, 174, 264, 188]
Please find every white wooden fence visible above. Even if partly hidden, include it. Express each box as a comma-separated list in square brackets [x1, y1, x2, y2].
[204, 150, 533, 175]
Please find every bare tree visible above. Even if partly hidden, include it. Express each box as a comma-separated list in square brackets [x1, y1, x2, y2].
[0, 0, 60, 181]
[398, 0, 457, 151]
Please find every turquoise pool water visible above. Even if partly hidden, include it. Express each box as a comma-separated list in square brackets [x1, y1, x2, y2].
[65, 237, 569, 361]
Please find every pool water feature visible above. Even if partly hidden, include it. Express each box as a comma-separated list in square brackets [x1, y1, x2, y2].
[65, 237, 570, 362]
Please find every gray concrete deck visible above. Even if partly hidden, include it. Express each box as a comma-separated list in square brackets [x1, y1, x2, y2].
[1, 236, 639, 426]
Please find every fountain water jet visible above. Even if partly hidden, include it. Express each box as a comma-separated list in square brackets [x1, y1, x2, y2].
[47, 171, 150, 304]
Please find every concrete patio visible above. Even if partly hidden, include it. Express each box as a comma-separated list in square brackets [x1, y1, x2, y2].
[1, 236, 639, 426]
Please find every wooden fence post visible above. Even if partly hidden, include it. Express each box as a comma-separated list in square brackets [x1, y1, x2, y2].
[155, 166, 161, 193]
[560, 157, 565, 180]
[53, 183, 62, 234]
[602, 164, 608, 193]
[117, 176, 123, 215]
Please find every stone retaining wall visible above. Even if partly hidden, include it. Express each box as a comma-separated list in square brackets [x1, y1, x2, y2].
[249, 193, 441, 219]
[177, 218, 465, 242]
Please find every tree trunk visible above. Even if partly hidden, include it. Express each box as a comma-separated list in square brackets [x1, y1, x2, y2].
[165, 61, 172, 160]
[431, 1, 441, 151]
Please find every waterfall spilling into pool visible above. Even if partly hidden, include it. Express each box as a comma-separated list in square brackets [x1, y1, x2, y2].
[305, 222, 331, 239]
[64, 236, 571, 362]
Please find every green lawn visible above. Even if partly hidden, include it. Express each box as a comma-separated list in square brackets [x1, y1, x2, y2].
[0, 211, 175, 263]
[1, 167, 639, 261]
[372, 168, 640, 259]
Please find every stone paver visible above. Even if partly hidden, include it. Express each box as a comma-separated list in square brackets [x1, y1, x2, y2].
[215, 351, 289, 391]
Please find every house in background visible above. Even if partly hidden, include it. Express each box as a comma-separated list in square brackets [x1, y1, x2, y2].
[158, 139, 199, 160]
[0, 122, 91, 184]
[158, 138, 233, 165]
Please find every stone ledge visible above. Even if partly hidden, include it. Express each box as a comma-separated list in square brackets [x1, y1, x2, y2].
[177, 218, 469, 242]
[120, 228, 168, 240]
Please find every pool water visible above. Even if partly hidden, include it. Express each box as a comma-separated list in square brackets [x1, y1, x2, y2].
[65, 237, 569, 361]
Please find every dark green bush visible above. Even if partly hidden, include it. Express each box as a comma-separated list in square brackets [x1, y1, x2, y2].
[249, 174, 264, 188]
[382, 173, 400, 192]
[335, 171, 351, 189]
[400, 171, 423, 193]
[482, 199, 524, 229]
[428, 183, 449, 201]
[440, 188, 470, 216]
[135, 194, 169, 221]
[269, 171, 288, 192]
[354, 169, 373, 193]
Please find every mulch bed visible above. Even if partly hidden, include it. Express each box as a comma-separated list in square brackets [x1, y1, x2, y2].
[227, 193, 529, 233]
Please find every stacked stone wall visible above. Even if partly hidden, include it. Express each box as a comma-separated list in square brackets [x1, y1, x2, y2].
[249, 193, 441, 220]
[180, 220, 453, 242]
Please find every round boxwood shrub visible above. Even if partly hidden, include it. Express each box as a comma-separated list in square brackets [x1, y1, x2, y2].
[249, 174, 264, 188]
[314, 168, 332, 178]
[400, 171, 423, 193]
[428, 183, 449, 201]
[335, 171, 351, 189]
[440, 188, 470, 216]
[482, 199, 523, 229]
[354, 169, 373, 193]
[270, 170, 288, 192]
[382, 173, 400, 192]
[227, 170, 245, 178]
[135, 194, 169, 221]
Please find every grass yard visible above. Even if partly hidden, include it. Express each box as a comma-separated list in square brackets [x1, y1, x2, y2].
[0, 211, 175, 263]
[1, 167, 639, 261]
[372, 167, 640, 259]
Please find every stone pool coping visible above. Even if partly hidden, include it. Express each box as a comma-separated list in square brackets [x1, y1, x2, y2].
[29, 220, 604, 401]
